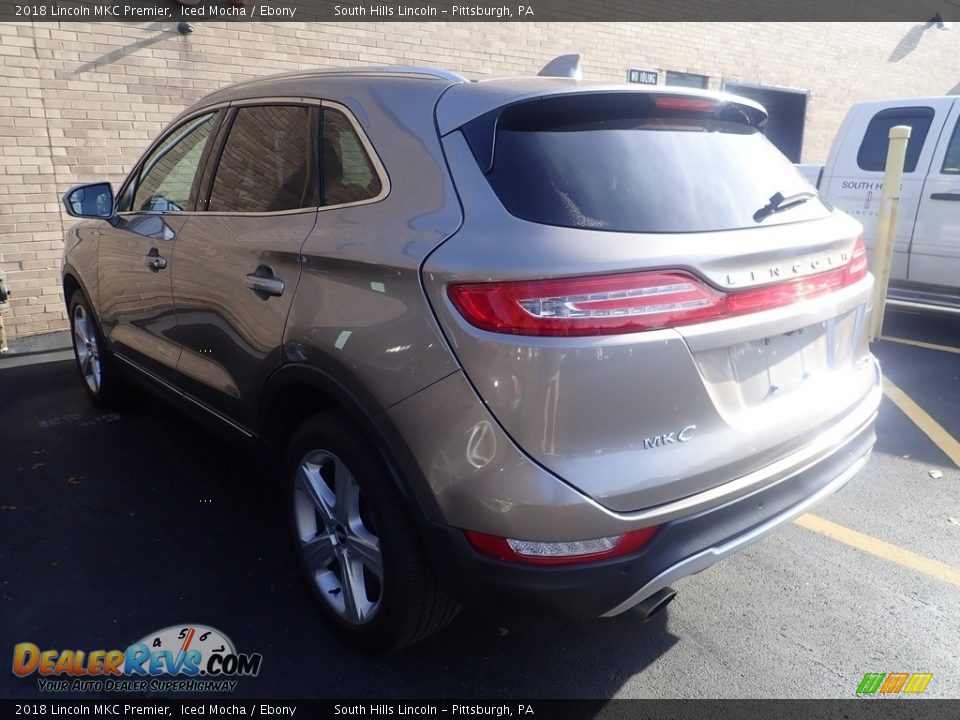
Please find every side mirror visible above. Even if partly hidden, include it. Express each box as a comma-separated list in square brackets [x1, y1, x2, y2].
[63, 182, 115, 219]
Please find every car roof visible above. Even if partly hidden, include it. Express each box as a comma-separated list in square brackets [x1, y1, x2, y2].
[191, 66, 467, 109]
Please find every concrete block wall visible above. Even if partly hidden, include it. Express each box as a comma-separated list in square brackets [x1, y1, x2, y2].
[1, 20, 957, 341]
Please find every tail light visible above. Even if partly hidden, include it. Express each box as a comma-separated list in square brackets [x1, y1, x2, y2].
[448, 236, 868, 337]
[845, 234, 869, 282]
[652, 95, 721, 113]
[465, 526, 659, 566]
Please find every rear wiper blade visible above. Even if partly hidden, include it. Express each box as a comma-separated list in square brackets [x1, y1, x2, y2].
[753, 190, 818, 223]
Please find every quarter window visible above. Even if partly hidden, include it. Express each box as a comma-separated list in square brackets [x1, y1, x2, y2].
[208, 105, 318, 213]
[132, 112, 217, 212]
[856, 107, 934, 173]
[321, 108, 382, 206]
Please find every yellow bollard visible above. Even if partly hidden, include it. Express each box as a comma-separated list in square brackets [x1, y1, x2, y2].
[869, 125, 911, 341]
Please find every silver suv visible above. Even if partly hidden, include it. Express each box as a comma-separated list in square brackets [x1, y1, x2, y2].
[61, 60, 882, 652]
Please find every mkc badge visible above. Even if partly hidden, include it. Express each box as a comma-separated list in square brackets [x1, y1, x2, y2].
[643, 425, 696, 450]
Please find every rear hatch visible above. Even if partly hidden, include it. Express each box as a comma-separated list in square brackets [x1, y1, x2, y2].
[423, 87, 875, 513]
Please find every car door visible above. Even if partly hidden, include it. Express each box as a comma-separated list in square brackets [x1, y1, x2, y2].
[908, 100, 960, 287]
[98, 110, 223, 383]
[169, 102, 320, 431]
[819, 100, 953, 281]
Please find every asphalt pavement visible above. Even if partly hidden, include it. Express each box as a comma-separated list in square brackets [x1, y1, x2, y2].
[0, 308, 958, 699]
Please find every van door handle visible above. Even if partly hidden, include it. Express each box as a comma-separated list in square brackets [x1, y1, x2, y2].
[930, 192, 960, 201]
[245, 266, 285, 297]
[144, 248, 167, 271]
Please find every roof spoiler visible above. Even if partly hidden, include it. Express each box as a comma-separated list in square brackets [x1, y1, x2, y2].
[538, 54, 582, 80]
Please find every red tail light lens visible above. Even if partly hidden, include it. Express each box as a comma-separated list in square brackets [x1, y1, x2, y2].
[449, 271, 725, 336]
[846, 234, 869, 283]
[448, 236, 869, 337]
[465, 527, 659, 566]
[652, 95, 722, 113]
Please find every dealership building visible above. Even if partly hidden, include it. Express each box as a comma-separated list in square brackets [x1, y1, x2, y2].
[0, 20, 956, 344]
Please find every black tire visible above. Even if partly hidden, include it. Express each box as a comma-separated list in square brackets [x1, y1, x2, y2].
[68, 290, 124, 406]
[285, 413, 459, 653]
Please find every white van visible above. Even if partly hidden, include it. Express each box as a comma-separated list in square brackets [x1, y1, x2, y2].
[807, 97, 960, 313]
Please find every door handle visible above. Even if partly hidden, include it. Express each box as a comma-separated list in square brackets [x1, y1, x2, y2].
[245, 266, 285, 298]
[930, 192, 960, 201]
[144, 248, 167, 271]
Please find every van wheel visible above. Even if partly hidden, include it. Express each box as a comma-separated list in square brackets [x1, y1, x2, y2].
[286, 413, 459, 653]
[69, 291, 123, 406]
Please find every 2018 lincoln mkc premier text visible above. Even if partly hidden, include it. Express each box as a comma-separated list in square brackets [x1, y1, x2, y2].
[60, 56, 882, 652]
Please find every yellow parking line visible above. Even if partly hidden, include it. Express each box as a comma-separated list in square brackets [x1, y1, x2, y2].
[880, 335, 960, 356]
[882, 377, 960, 469]
[794, 513, 960, 589]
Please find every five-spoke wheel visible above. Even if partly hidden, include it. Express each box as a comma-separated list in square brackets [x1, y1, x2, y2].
[294, 449, 384, 625]
[69, 291, 121, 405]
[286, 414, 459, 652]
[72, 302, 102, 395]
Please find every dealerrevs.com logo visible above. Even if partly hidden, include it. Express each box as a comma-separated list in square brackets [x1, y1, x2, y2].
[13, 624, 263, 693]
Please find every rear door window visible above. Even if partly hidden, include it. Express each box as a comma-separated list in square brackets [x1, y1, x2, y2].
[467, 93, 830, 233]
[856, 107, 934, 173]
[208, 105, 319, 213]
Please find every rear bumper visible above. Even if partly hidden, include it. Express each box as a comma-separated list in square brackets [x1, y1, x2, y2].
[422, 374, 879, 618]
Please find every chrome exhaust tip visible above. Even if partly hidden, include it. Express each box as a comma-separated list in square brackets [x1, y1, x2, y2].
[635, 587, 676, 622]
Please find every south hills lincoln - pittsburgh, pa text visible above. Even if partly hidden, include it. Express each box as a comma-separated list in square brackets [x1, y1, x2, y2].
[333, 4, 535, 17]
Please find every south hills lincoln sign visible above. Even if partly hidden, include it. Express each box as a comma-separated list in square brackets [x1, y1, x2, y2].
[628, 68, 658, 85]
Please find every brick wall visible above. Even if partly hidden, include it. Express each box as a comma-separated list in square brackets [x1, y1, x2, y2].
[1, 20, 958, 341]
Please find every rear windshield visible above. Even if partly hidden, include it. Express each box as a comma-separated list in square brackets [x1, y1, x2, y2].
[467, 93, 831, 233]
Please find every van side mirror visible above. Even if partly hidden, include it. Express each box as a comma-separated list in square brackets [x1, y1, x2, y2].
[63, 183, 115, 219]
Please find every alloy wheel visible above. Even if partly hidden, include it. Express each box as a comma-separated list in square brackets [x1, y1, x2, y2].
[72, 303, 102, 395]
[293, 449, 384, 625]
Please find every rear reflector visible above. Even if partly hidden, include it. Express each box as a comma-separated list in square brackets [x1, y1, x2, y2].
[448, 235, 868, 337]
[465, 527, 659, 566]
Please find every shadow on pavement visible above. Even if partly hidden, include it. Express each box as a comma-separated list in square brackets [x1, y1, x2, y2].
[0, 359, 677, 699]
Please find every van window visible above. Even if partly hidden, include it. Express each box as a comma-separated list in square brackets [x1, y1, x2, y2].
[208, 105, 318, 213]
[468, 93, 831, 234]
[856, 107, 934, 173]
[941, 119, 960, 174]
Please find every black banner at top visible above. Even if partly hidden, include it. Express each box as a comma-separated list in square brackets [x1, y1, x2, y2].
[0, 700, 959, 720]
[0, 0, 959, 22]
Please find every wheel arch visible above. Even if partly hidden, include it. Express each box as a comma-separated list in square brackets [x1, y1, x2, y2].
[62, 265, 109, 343]
[62, 263, 94, 307]
[258, 363, 439, 524]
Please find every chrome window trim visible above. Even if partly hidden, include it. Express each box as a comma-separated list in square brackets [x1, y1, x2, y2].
[316, 98, 392, 212]
[115, 101, 232, 217]
[116, 96, 390, 219]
